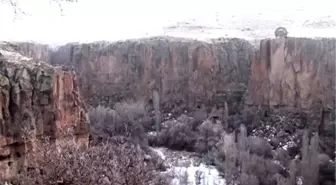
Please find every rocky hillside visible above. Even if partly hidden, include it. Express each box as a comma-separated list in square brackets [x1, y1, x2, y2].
[0, 42, 89, 179]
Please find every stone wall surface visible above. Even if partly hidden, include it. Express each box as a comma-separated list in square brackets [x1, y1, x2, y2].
[50, 37, 255, 111]
[0, 43, 89, 179]
[246, 38, 336, 111]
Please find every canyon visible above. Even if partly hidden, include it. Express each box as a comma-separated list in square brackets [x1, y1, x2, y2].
[0, 36, 335, 181]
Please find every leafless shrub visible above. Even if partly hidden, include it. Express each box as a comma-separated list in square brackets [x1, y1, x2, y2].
[147, 114, 198, 150]
[240, 173, 259, 185]
[214, 125, 286, 185]
[194, 119, 223, 153]
[246, 136, 273, 158]
[275, 174, 291, 185]
[113, 99, 147, 122]
[10, 135, 169, 185]
[156, 121, 196, 151]
[89, 100, 149, 144]
[211, 126, 324, 185]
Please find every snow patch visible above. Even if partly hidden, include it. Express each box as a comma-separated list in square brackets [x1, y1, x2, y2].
[152, 147, 226, 185]
[152, 147, 166, 160]
[170, 164, 226, 185]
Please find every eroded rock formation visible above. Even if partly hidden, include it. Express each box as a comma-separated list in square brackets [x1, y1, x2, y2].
[50, 37, 254, 112]
[247, 38, 336, 111]
[0, 43, 89, 179]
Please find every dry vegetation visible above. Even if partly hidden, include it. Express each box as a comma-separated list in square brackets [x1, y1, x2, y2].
[2, 98, 332, 185]
[9, 133, 168, 185]
[87, 99, 328, 185]
[89, 100, 150, 145]
[3, 99, 168, 184]
[209, 125, 321, 185]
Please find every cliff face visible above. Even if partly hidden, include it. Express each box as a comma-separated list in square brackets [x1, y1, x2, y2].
[246, 38, 336, 111]
[0, 42, 51, 63]
[0, 44, 89, 179]
[50, 37, 255, 111]
[10, 37, 336, 114]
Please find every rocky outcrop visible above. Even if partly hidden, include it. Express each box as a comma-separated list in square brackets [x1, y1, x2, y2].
[0, 42, 50, 63]
[246, 38, 336, 111]
[0, 44, 89, 179]
[50, 37, 254, 112]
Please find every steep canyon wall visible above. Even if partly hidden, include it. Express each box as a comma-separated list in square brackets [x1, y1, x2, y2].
[50, 37, 255, 112]
[0, 43, 90, 179]
[48, 37, 335, 114]
[247, 38, 335, 111]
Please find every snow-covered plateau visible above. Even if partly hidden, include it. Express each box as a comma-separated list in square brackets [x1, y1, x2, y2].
[1, 0, 336, 45]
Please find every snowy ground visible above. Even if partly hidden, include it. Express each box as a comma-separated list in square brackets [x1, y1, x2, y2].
[152, 147, 226, 185]
[0, 0, 336, 45]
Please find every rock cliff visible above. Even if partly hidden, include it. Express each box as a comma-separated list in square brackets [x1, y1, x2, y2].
[0, 43, 89, 179]
[0, 42, 51, 63]
[9, 37, 336, 114]
[246, 38, 336, 111]
[50, 37, 254, 112]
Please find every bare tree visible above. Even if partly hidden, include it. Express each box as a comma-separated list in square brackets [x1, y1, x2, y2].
[215, 125, 287, 185]
[10, 135, 169, 185]
[88, 101, 149, 145]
